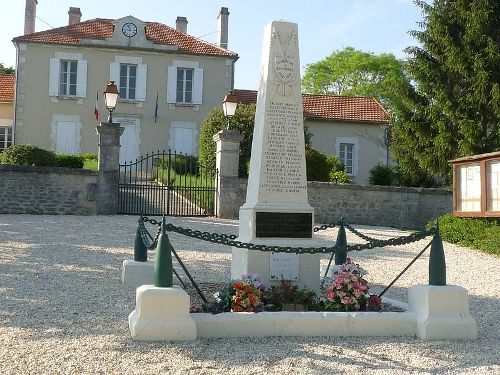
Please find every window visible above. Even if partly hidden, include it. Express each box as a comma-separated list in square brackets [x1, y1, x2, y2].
[110, 57, 147, 101]
[335, 137, 358, 177]
[339, 143, 354, 174]
[59, 60, 77, 96]
[0, 127, 12, 150]
[176, 68, 193, 103]
[457, 164, 481, 212]
[49, 53, 87, 98]
[167, 61, 203, 105]
[119, 64, 137, 100]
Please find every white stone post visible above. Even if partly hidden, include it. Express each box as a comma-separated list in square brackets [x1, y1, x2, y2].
[408, 285, 477, 340]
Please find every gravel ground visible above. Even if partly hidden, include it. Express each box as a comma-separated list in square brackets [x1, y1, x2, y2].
[0, 214, 499, 374]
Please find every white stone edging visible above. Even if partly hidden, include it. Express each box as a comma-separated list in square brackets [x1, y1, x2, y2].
[128, 284, 478, 341]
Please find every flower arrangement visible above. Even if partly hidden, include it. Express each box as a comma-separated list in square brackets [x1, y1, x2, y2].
[203, 273, 265, 313]
[230, 279, 264, 312]
[323, 257, 370, 312]
[262, 279, 318, 311]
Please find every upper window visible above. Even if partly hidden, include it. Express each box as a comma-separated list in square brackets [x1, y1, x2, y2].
[110, 57, 147, 102]
[59, 60, 77, 96]
[49, 53, 87, 98]
[0, 127, 12, 150]
[339, 143, 354, 174]
[119, 64, 137, 100]
[176, 68, 193, 103]
[167, 61, 203, 105]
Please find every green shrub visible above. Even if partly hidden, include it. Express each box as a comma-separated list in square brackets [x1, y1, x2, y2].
[368, 164, 394, 186]
[326, 155, 345, 173]
[305, 148, 330, 182]
[430, 214, 499, 256]
[1, 144, 57, 166]
[168, 155, 199, 175]
[329, 170, 352, 184]
[55, 153, 84, 168]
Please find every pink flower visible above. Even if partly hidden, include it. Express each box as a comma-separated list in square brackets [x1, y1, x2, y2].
[342, 296, 351, 304]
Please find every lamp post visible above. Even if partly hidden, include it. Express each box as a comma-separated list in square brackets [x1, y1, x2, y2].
[222, 90, 238, 130]
[103, 81, 119, 123]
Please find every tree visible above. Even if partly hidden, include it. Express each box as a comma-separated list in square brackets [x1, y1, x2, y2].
[391, 0, 500, 184]
[0, 63, 15, 74]
[301, 47, 410, 113]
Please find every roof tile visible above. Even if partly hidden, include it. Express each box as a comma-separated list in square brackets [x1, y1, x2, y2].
[232, 89, 390, 123]
[13, 18, 238, 58]
[0, 74, 15, 102]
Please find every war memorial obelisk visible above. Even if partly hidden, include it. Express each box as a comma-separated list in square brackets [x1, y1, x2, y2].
[231, 20, 320, 289]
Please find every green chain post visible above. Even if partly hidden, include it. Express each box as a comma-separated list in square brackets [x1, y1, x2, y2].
[134, 225, 147, 262]
[154, 216, 173, 287]
[334, 223, 348, 265]
[429, 226, 446, 286]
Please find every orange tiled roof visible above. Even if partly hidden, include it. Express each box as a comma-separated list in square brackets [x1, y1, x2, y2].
[0, 74, 15, 102]
[232, 89, 390, 123]
[13, 18, 238, 58]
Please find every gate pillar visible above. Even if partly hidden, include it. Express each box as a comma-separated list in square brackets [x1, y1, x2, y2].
[213, 129, 244, 218]
[96, 121, 124, 214]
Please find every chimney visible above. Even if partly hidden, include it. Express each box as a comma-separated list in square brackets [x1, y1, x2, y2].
[24, 0, 38, 35]
[175, 16, 188, 33]
[217, 7, 229, 49]
[68, 7, 82, 25]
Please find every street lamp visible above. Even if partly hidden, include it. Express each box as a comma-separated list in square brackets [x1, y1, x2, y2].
[103, 81, 119, 123]
[222, 90, 238, 129]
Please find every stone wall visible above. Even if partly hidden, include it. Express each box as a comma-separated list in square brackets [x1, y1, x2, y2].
[218, 177, 452, 229]
[0, 165, 98, 215]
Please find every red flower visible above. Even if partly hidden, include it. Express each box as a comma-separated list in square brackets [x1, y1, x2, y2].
[368, 294, 382, 311]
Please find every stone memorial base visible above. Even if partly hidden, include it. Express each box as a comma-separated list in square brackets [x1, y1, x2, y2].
[231, 239, 322, 292]
[408, 285, 477, 340]
[121, 260, 154, 287]
[128, 285, 196, 341]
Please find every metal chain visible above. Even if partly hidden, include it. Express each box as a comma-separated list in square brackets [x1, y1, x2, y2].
[344, 223, 384, 243]
[140, 216, 436, 255]
[313, 223, 338, 232]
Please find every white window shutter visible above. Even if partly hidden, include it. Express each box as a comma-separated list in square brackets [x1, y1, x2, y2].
[49, 58, 60, 96]
[136, 63, 147, 101]
[166, 66, 176, 103]
[109, 62, 120, 84]
[192, 68, 204, 104]
[76, 59, 87, 98]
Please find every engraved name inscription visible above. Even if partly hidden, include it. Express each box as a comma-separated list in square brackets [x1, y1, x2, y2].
[260, 101, 307, 195]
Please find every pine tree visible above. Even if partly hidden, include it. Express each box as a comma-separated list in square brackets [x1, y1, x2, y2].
[391, 0, 500, 184]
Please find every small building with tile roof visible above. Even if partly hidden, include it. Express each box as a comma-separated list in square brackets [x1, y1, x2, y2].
[12, 6, 237, 161]
[232, 89, 391, 184]
[0, 73, 15, 150]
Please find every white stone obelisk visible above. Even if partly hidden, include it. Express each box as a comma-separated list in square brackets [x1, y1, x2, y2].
[231, 20, 320, 290]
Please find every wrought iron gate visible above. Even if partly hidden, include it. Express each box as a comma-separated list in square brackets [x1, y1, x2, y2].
[118, 150, 218, 216]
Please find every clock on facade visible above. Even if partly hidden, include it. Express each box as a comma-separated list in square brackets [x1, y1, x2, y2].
[122, 22, 138, 37]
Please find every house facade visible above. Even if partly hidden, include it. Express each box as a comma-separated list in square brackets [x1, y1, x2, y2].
[0, 74, 14, 151]
[12, 3, 237, 162]
[232, 90, 391, 185]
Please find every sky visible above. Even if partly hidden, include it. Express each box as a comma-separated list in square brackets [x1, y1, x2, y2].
[0, 0, 423, 90]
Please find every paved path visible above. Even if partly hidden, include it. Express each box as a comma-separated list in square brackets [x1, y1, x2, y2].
[0, 215, 498, 374]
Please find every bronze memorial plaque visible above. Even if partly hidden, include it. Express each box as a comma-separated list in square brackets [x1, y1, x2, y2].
[255, 212, 312, 238]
